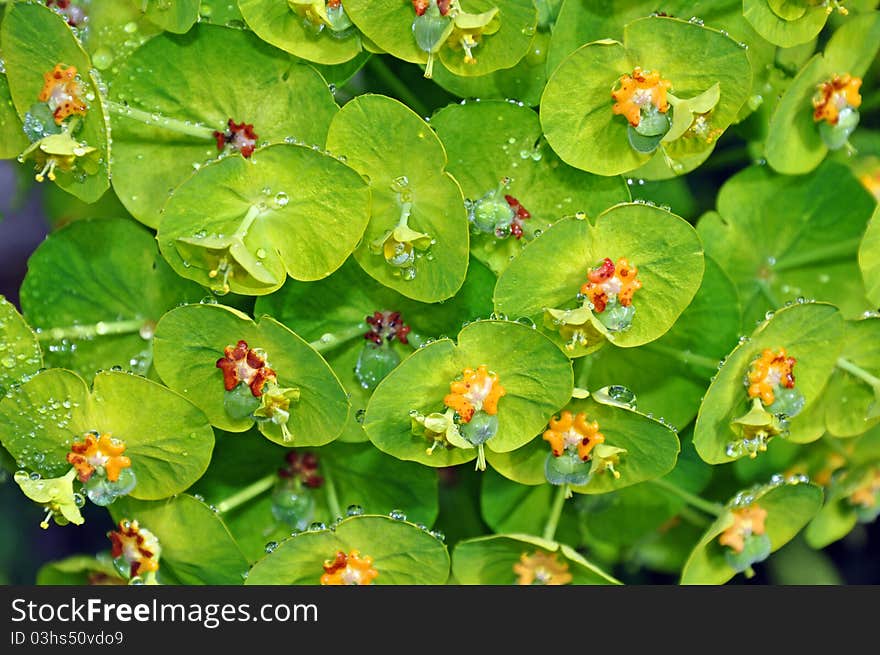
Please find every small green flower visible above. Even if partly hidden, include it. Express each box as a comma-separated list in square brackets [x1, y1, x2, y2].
[18, 131, 98, 183]
[15, 468, 84, 529]
[253, 383, 302, 442]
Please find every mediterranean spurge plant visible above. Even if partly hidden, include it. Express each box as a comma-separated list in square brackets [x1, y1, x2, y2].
[1, 0, 879, 587]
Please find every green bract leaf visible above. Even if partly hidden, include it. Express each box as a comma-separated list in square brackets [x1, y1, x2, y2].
[493, 205, 704, 355]
[698, 162, 877, 327]
[156, 143, 370, 295]
[255, 258, 494, 443]
[36, 554, 125, 585]
[580, 257, 741, 430]
[540, 16, 751, 177]
[0, 73, 27, 158]
[364, 320, 573, 467]
[824, 317, 880, 437]
[0, 295, 42, 395]
[325, 94, 469, 302]
[343, 0, 537, 78]
[0, 369, 214, 499]
[452, 534, 619, 584]
[108, 25, 338, 228]
[681, 479, 823, 584]
[238, 0, 363, 65]
[77, 2, 160, 73]
[743, 0, 834, 47]
[486, 395, 680, 494]
[861, 206, 880, 306]
[694, 303, 844, 464]
[765, 13, 880, 174]
[110, 494, 249, 585]
[431, 99, 629, 274]
[20, 218, 204, 379]
[1, 2, 110, 201]
[153, 303, 349, 445]
[137, 0, 200, 33]
[245, 514, 450, 584]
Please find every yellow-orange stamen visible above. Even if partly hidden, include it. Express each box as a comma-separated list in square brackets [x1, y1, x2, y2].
[320, 550, 378, 585]
[747, 348, 796, 406]
[813, 74, 862, 125]
[513, 551, 572, 585]
[443, 365, 506, 424]
[543, 410, 605, 461]
[718, 505, 767, 554]
[611, 67, 671, 127]
[67, 432, 131, 483]
[38, 64, 87, 125]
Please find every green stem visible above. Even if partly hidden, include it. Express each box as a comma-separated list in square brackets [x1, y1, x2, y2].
[366, 56, 430, 118]
[215, 473, 276, 514]
[651, 478, 723, 517]
[772, 238, 862, 272]
[35, 319, 147, 342]
[323, 467, 342, 520]
[757, 280, 781, 309]
[542, 484, 568, 541]
[105, 100, 216, 140]
[836, 357, 880, 388]
[677, 503, 711, 528]
[309, 324, 368, 354]
[643, 342, 719, 373]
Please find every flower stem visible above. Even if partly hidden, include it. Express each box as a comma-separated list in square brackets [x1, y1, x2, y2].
[104, 100, 217, 140]
[215, 473, 276, 514]
[542, 484, 568, 541]
[366, 55, 430, 117]
[323, 467, 342, 520]
[650, 477, 723, 517]
[836, 357, 880, 388]
[772, 238, 862, 272]
[308, 324, 367, 354]
[643, 342, 719, 373]
[35, 319, 148, 342]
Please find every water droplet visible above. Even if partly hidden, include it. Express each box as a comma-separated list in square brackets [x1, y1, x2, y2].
[346, 504, 364, 516]
[264, 541, 279, 553]
[273, 192, 289, 208]
[389, 509, 406, 521]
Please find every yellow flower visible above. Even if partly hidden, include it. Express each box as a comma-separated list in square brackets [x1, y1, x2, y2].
[719, 505, 767, 554]
[67, 432, 131, 483]
[747, 348, 797, 406]
[320, 550, 378, 585]
[513, 551, 572, 585]
[14, 468, 84, 529]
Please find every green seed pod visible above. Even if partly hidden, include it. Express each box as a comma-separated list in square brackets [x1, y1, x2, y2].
[223, 382, 261, 420]
[355, 342, 402, 390]
[459, 410, 499, 446]
[544, 450, 591, 487]
[723, 532, 771, 573]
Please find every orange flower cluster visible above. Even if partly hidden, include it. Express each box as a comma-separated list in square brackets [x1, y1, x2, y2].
[581, 257, 642, 314]
[611, 67, 671, 127]
[38, 64, 87, 125]
[108, 519, 161, 578]
[443, 365, 506, 423]
[849, 470, 880, 509]
[718, 505, 767, 554]
[320, 550, 379, 585]
[747, 348, 796, 406]
[66, 432, 131, 483]
[543, 411, 605, 461]
[216, 340, 277, 397]
[812, 74, 862, 125]
[514, 551, 572, 585]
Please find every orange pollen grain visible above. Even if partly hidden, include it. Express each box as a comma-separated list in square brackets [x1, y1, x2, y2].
[543, 410, 605, 461]
[611, 67, 671, 127]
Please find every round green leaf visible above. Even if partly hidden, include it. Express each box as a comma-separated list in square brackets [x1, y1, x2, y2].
[452, 534, 619, 584]
[137, 0, 200, 33]
[364, 320, 573, 466]
[0, 295, 43, 395]
[580, 257, 741, 430]
[743, 0, 830, 47]
[255, 257, 495, 443]
[238, 0, 363, 65]
[541, 16, 751, 177]
[824, 317, 880, 437]
[694, 302, 845, 464]
[245, 515, 450, 584]
[861, 206, 880, 305]
[109, 24, 339, 228]
[2, 2, 110, 202]
[0, 73, 27, 159]
[431, 99, 630, 274]
[76, 2, 161, 74]
[153, 303, 350, 445]
[0, 368, 214, 499]
[493, 205, 704, 354]
[698, 162, 876, 328]
[156, 143, 371, 295]
[36, 554, 125, 586]
[20, 217, 205, 379]
[325, 94, 469, 302]
[487, 395, 680, 494]
[681, 479, 824, 584]
[110, 494, 249, 585]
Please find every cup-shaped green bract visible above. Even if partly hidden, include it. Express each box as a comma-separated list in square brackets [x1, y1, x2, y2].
[238, 0, 363, 65]
[110, 494, 250, 584]
[0, 74, 27, 159]
[494, 204, 704, 356]
[823, 317, 880, 437]
[363, 320, 573, 467]
[153, 303, 349, 446]
[681, 478, 823, 584]
[694, 303, 844, 464]
[0, 369, 214, 500]
[698, 161, 877, 328]
[431, 100, 630, 274]
[743, 0, 836, 47]
[452, 534, 619, 584]
[255, 258, 495, 443]
[325, 94, 470, 302]
[861, 206, 880, 306]
[108, 24, 339, 228]
[156, 143, 371, 296]
[20, 218, 205, 379]
[342, 0, 537, 77]
[540, 16, 751, 177]
[765, 13, 880, 174]
[581, 257, 741, 430]
[486, 395, 680, 494]
[1, 2, 110, 202]
[36, 554, 125, 586]
[245, 514, 450, 584]
[0, 295, 43, 396]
